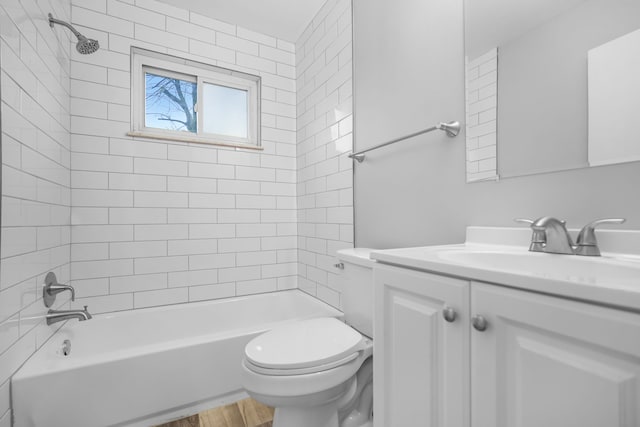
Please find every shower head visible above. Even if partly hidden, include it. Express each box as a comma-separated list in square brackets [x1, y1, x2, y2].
[48, 13, 100, 54]
[75, 35, 100, 55]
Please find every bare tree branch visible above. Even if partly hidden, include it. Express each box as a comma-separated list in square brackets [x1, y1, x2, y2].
[145, 75, 197, 132]
[157, 117, 188, 127]
[172, 80, 193, 128]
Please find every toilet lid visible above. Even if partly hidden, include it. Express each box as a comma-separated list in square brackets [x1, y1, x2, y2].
[245, 318, 364, 370]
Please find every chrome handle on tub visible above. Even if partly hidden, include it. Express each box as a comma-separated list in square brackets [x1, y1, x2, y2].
[442, 306, 457, 323]
[472, 315, 488, 332]
[43, 272, 76, 308]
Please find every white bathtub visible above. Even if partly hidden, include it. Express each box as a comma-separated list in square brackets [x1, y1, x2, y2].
[12, 290, 342, 427]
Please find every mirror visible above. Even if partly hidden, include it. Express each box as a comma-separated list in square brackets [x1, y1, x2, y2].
[464, 0, 640, 181]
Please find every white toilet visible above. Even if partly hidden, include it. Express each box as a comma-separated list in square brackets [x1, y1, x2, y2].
[241, 248, 375, 427]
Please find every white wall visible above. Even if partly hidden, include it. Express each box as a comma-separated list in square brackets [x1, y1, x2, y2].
[353, 0, 640, 251]
[0, 0, 72, 423]
[296, 0, 353, 309]
[68, 0, 299, 313]
[353, 0, 468, 249]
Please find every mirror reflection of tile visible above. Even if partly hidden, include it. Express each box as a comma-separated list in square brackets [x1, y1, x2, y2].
[155, 398, 274, 427]
[465, 47, 498, 183]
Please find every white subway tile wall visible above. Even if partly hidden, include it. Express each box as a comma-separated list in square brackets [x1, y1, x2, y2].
[0, 0, 354, 419]
[296, 0, 354, 309]
[69, 0, 300, 313]
[465, 48, 498, 182]
[0, 0, 73, 422]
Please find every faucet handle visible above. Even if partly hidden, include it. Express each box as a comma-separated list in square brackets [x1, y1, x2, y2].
[514, 218, 533, 226]
[575, 218, 626, 256]
[43, 272, 76, 307]
[514, 218, 547, 251]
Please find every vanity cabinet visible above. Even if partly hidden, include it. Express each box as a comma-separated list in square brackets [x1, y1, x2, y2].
[373, 264, 470, 427]
[471, 282, 640, 427]
[374, 265, 640, 427]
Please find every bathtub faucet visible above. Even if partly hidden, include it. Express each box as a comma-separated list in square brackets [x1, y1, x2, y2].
[46, 306, 92, 326]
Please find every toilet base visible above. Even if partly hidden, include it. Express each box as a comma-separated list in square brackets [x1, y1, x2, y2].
[267, 358, 373, 427]
[273, 401, 340, 427]
[271, 398, 373, 427]
[338, 357, 373, 427]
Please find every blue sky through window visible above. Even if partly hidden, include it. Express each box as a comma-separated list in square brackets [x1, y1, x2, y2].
[145, 72, 197, 133]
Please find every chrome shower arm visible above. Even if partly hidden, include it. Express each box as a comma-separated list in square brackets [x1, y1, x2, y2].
[48, 13, 82, 38]
[48, 13, 100, 54]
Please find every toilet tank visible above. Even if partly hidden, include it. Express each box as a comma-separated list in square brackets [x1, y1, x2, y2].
[336, 248, 375, 338]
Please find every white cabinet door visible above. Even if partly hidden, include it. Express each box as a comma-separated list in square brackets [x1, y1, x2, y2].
[471, 282, 640, 427]
[374, 264, 470, 427]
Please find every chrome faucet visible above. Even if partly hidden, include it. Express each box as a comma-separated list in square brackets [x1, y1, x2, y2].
[531, 216, 575, 255]
[515, 217, 574, 254]
[43, 272, 75, 308]
[516, 217, 626, 256]
[46, 306, 92, 326]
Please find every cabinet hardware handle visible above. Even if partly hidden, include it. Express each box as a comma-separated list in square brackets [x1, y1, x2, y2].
[334, 263, 344, 269]
[472, 315, 488, 332]
[442, 306, 457, 322]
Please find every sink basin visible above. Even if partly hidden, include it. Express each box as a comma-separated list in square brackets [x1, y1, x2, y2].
[437, 248, 640, 287]
[371, 226, 640, 310]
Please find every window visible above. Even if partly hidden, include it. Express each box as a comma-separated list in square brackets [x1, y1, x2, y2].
[144, 68, 197, 133]
[130, 48, 261, 148]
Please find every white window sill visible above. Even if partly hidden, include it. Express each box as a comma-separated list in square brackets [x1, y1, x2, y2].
[126, 131, 263, 151]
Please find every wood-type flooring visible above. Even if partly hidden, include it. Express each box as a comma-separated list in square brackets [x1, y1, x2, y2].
[155, 398, 274, 427]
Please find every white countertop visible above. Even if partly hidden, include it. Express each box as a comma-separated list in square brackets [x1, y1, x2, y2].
[370, 227, 640, 311]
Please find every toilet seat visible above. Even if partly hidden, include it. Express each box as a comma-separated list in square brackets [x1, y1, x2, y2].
[244, 318, 368, 376]
[245, 351, 362, 376]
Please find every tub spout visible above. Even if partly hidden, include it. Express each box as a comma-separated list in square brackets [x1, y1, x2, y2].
[46, 306, 92, 326]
